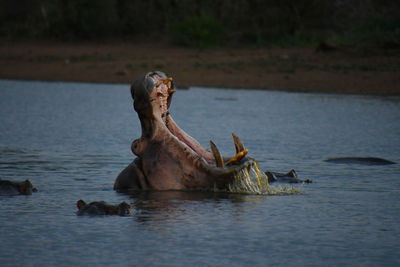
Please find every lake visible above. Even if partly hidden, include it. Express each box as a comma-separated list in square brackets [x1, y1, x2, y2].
[0, 80, 399, 266]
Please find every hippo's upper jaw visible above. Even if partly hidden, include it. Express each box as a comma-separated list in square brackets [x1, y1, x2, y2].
[114, 71, 268, 192]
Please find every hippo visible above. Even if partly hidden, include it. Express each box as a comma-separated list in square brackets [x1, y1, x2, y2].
[114, 71, 272, 193]
[76, 200, 131, 216]
[0, 177, 37, 195]
[324, 157, 396, 165]
[265, 169, 312, 183]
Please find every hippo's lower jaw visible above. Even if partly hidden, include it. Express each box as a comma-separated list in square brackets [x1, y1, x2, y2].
[115, 154, 269, 193]
[114, 71, 269, 193]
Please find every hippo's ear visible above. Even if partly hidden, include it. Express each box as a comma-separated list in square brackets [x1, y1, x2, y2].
[77, 200, 86, 210]
[19, 182, 26, 194]
[24, 180, 33, 194]
[119, 202, 131, 209]
[118, 202, 131, 215]
[19, 180, 32, 194]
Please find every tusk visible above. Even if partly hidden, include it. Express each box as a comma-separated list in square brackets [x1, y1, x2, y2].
[155, 77, 173, 87]
[210, 140, 224, 167]
[168, 89, 176, 95]
[226, 149, 248, 166]
[232, 133, 245, 153]
[163, 77, 173, 84]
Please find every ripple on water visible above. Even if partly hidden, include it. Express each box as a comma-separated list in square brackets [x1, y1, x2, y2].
[1, 81, 400, 266]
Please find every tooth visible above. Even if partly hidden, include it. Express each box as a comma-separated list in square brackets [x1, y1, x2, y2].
[232, 133, 245, 153]
[210, 140, 224, 167]
[226, 149, 248, 166]
[163, 77, 173, 84]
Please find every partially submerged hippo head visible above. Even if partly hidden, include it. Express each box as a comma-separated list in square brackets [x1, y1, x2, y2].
[0, 178, 37, 195]
[114, 71, 269, 193]
[76, 200, 131, 216]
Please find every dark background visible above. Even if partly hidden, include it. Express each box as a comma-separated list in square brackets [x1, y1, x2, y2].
[1, 0, 399, 47]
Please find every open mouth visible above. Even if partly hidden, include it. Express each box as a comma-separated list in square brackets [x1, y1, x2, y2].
[116, 71, 304, 193]
[142, 72, 248, 168]
[124, 70, 274, 192]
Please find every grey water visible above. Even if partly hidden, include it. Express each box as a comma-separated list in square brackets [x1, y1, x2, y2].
[0, 79, 399, 266]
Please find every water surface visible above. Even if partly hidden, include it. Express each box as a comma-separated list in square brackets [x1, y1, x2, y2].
[0, 80, 399, 266]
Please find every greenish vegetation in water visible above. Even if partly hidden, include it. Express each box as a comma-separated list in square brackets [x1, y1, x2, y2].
[226, 162, 301, 195]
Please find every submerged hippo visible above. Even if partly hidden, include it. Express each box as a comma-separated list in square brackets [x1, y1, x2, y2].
[265, 169, 312, 183]
[324, 157, 396, 165]
[114, 71, 272, 193]
[76, 200, 131, 216]
[0, 177, 37, 195]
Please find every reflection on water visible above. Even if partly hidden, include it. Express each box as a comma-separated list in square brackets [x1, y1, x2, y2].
[0, 80, 399, 266]
[129, 190, 265, 223]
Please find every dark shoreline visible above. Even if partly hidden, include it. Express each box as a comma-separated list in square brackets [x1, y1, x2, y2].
[0, 41, 399, 96]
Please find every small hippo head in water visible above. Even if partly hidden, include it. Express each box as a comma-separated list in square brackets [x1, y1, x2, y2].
[0, 178, 37, 195]
[76, 200, 131, 216]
